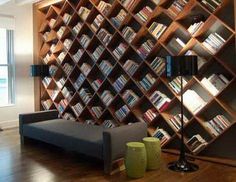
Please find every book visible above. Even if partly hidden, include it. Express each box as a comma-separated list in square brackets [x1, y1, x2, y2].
[135, 6, 153, 23]
[91, 14, 104, 32]
[97, 1, 112, 15]
[113, 75, 128, 92]
[78, 6, 91, 21]
[137, 39, 155, 59]
[110, 9, 127, 28]
[97, 28, 112, 45]
[112, 43, 128, 60]
[143, 108, 158, 123]
[186, 134, 207, 153]
[122, 89, 139, 107]
[139, 73, 155, 91]
[148, 22, 167, 40]
[101, 90, 114, 106]
[123, 60, 139, 76]
[152, 128, 171, 146]
[115, 105, 130, 121]
[167, 0, 188, 17]
[120, 0, 136, 10]
[122, 26, 136, 43]
[149, 91, 171, 111]
[99, 60, 113, 76]
[150, 57, 166, 76]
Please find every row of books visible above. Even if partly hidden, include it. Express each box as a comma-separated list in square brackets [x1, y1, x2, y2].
[57, 51, 66, 64]
[148, 22, 167, 40]
[168, 76, 188, 94]
[167, 0, 187, 17]
[186, 134, 207, 153]
[115, 105, 130, 121]
[50, 43, 56, 53]
[101, 90, 114, 106]
[42, 77, 52, 88]
[49, 18, 56, 28]
[102, 120, 117, 128]
[80, 63, 92, 76]
[91, 106, 103, 118]
[57, 77, 66, 89]
[79, 34, 91, 48]
[139, 73, 155, 91]
[74, 73, 86, 90]
[91, 79, 103, 91]
[99, 60, 113, 76]
[91, 14, 104, 32]
[110, 9, 127, 28]
[122, 89, 139, 107]
[122, 26, 136, 43]
[78, 6, 91, 21]
[43, 31, 50, 41]
[168, 114, 189, 131]
[73, 49, 84, 63]
[62, 13, 72, 25]
[57, 26, 66, 39]
[150, 57, 165, 76]
[42, 99, 53, 110]
[49, 89, 59, 101]
[113, 43, 128, 60]
[135, 6, 153, 23]
[152, 128, 171, 146]
[79, 88, 93, 104]
[91, 45, 105, 61]
[63, 112, 76, 121]
[57, 99, 69, 113]
[62, 63, 73, 76]
[205, 115, 231, 137]
[113, 75, 128, 92]
[43, 53, 53, 64]
[143, 108, 158, 123]
[120, 0, 136, 10]
[137, 39, 154, 59]
[62, 87, 74, 101]
[201, 74, 229, 96]
[123, 59, 138, 76]
[167, 36, 186, 54]
[72, 102, 84, 117]
[49, 65, 58, 76]
[200, 0, 222, 12]
[97, 28, 112, 45]
[150, 91, 171, 112]
[187, 21, 204, 35]
[72, 22, 82, 35]
[97, 1, 112, 16]
[63, 38, 73, 50]
[202, 32, 226, 55]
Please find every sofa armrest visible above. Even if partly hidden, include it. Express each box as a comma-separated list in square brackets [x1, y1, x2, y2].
[103, 122, 147, 173]
[19, 110, 59, 135]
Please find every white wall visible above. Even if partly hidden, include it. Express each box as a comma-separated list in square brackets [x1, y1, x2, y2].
[0, 1, 34, 129]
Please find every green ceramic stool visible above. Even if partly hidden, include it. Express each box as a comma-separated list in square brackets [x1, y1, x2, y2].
[143, 137, 161, 170]
[125, 142, 147, 178]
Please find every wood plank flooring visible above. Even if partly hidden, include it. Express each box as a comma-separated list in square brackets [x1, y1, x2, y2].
[0, 129, 236, 182]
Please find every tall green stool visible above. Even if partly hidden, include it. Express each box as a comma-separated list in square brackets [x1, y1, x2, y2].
[125, 142, 147, 178]
[143, 137, 161, 170]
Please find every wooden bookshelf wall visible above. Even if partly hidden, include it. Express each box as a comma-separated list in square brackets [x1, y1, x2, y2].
[34, 0, 236, 164]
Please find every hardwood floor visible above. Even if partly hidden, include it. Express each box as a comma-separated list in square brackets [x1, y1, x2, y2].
[0, 129, 236, 182]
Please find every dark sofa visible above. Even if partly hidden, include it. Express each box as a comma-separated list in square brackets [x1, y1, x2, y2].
[19, 110, 147, 173]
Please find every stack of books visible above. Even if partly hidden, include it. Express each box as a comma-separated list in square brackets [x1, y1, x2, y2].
[152, 128, 171, 146]
[113, 75, 128, 92]
[62, 87, 74, 101]
[97, 28, 112, 45]
[74, 73, 86, 90]
[150, 91, 171, 111]
[43, 53, 53, 64]
[49, 65, 58, 76]
[122, 90, 139, 107]
[58, 99, 69, 113]
[167, 0, 188, 17]
[187, 21, 204, 35]
[72, 102, 84, 117]
[78, 6, 91, 21]
[115, 105, 130, 121]
[57, 51, 66, 64]
[73, 49, 84, 63]
[62, 13, 72, 24]
[72, 22, 82, 35]
[183, 89, 206, 114]
[57, 26, 66, 39]
[150, 57, 165, 76]
[99, 60, 113, 76]
[123, 60, 139, 76]
[120, 0, 136, 10]
[110, 9, 127, 28]
[168, 76, 188, 94]
[186, 134, 207, 153]
[79, 34, 91, 48]
[91, 14, 104, 32]
[43, 31, 50, 41]
[62, 63, 73, 76]
[200, 0, 222, 12]
[42, 77, 52, 88]
[202, 32, 226, 55]
[79, 88, 93, 104]
[63, 112, 76, 120]
[137, 39, 154, 59]
[91, 45, 105, 61]
[135, 6, 153, 23]
[49, 18, 56, 28]
[56, 77, 66, 89]
[167, 37, 186, 54]
[201, 74, 229, 96]
[101, 90, 114, 106]
[139, 73, 155, 91]
[113, 43, 128, 60]
[97, 1, 112, 15]
[63, 39, 72, 50]
[42, 99, 53, 110]
[148, 22, 167, 40]
[80, 63, 92, 76]
[102, 120, 117, 128]
[185, 50, 207, 70]
[50, 43, 56, 53]
[168, 114, 189, 131]
[122, 26, 136, 43]
[205, 115, 231, 137]
[91, 106, 103, 118]
[49, 90, 59, 101]
[85, 120, 96, 125]
[143, 108, 158, 123]
[91, 79, 103, 91]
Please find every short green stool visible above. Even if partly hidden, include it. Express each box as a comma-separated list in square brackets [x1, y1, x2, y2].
[143, 137, 161, 170]
[125, 142, 147, 178]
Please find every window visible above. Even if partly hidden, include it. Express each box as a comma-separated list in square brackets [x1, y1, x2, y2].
[0, 28, 15, 106]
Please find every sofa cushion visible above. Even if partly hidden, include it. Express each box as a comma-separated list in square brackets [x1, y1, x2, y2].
[23, 119, 104, 159]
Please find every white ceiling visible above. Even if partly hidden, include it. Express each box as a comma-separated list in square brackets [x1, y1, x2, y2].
[0, 0, 40, 5]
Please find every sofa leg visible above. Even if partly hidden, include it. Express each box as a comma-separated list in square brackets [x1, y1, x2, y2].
[20, 136, 27, 145]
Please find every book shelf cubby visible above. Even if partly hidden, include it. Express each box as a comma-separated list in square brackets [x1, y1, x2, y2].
[34, 0, 236, 164]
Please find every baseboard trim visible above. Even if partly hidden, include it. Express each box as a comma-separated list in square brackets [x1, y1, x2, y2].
[0, 119, 19, 130]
